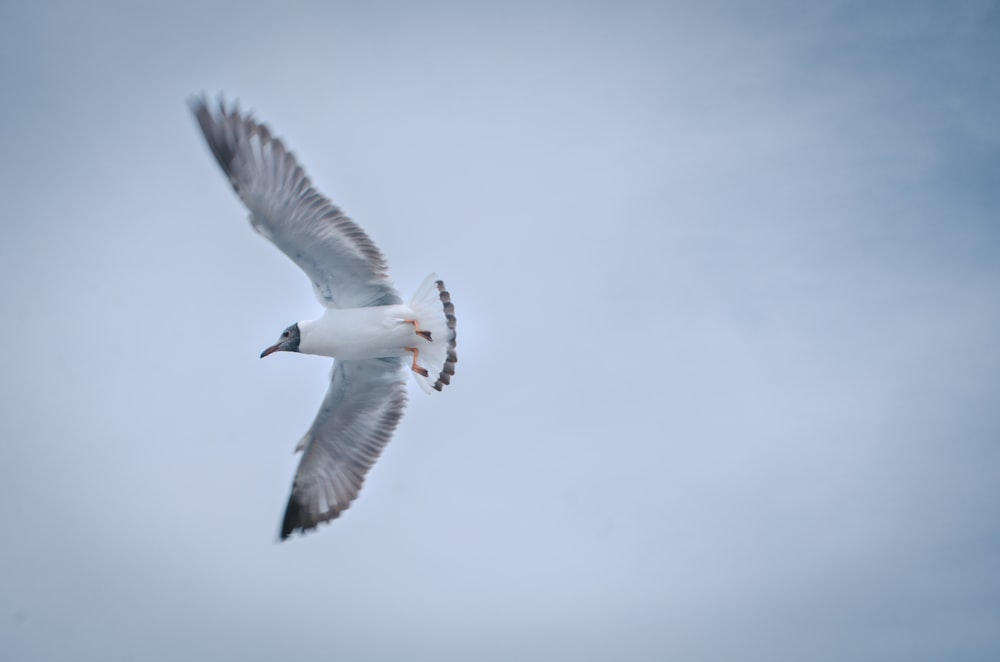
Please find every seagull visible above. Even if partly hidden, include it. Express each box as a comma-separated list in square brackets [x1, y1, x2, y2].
[190, 96, 457, 540]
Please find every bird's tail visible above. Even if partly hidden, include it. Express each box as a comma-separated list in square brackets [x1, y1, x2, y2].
[408, 273, 457, 393]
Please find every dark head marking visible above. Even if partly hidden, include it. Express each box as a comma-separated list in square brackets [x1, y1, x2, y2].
[261, 323, 301, 358]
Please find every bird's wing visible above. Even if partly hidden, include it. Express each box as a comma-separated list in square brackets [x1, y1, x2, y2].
[281, 357, 408, 539]
[190, 96, 402, 308]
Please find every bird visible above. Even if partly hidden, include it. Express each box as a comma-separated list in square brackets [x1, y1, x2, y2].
[189, 95, 457, 540]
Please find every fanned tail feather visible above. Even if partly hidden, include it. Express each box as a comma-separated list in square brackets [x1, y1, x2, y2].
[408, 273, 457, 393]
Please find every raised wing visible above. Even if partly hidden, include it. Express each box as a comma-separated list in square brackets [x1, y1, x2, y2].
[281, 357, 408, 539]
[190, 96, 402, 309]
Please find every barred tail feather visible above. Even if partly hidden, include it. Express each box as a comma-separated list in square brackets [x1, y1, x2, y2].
[408, 273, 457, 393]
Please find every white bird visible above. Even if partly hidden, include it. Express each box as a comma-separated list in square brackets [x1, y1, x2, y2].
[190, 96, 457, 540]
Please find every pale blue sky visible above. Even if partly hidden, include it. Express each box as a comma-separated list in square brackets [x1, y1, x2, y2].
[1, 1, 999, 660]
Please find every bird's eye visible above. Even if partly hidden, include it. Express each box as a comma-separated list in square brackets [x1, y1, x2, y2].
[282, 331, 290, 338]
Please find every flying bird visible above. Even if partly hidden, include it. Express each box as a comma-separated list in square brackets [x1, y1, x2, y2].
[190, 96, 457, 539]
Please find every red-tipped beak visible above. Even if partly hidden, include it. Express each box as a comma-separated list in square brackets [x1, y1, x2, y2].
[260, 344, 281, 358]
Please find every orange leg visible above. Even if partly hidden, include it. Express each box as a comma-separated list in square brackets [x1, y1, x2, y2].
[404, 319, 432, 342]
[405, 347, 429, 377]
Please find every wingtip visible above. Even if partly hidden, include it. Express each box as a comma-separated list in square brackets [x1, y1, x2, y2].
[280, 493, 304, 540]
[186, 92, 208, 113]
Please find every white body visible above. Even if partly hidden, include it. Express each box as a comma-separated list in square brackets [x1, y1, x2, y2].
[298, 305, 419, 359]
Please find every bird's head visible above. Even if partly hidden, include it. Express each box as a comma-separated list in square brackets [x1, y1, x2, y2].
[260, 323, 301, 358]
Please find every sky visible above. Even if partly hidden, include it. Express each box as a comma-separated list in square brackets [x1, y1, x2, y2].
[1, 1, 999, 660]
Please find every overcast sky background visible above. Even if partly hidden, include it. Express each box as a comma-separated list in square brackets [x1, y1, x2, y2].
[1, 1, 999, 660]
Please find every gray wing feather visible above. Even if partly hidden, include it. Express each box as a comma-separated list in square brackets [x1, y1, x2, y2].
[190, 96, 402, 308]
[281, 357, 407, 539]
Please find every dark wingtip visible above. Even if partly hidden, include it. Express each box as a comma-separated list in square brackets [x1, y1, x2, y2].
[186, 92, 208, 114]
[279, 492, 347, 541]
[188, 92, 247, 186]
[280, 493, 303, 541]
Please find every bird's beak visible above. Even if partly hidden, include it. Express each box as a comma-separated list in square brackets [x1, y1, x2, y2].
[260, 344, 281, 359]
